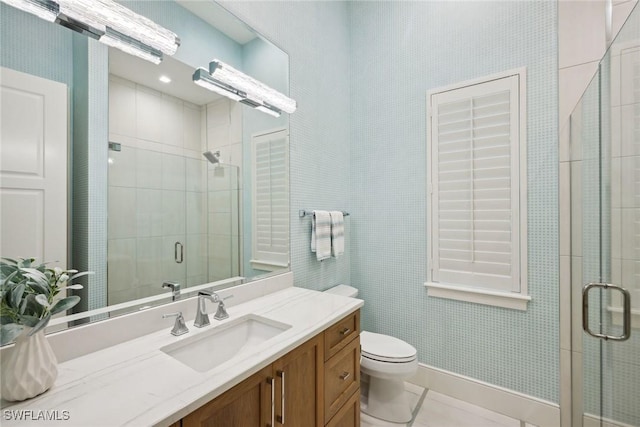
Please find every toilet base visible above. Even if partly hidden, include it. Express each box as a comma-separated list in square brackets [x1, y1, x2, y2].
[361, 375, 412, 423]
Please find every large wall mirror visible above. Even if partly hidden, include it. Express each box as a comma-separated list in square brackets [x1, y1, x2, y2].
[0, 0, 290, 337]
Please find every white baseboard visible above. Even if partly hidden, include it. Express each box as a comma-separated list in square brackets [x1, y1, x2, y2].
[407, 363, 560, 427]
[584, 413, 636, 427]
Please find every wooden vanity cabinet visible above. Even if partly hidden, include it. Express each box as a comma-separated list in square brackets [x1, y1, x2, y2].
[179, 309, 360, 427]
[181, 366, 272, 427]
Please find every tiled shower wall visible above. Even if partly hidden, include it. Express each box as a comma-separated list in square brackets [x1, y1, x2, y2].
[107, 77, 241, 304]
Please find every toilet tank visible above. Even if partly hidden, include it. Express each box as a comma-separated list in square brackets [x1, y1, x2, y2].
[324, 284, 358, 298]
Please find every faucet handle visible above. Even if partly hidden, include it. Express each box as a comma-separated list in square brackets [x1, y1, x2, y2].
[163, 311, 189, 336]
[213, 294, 234, 320]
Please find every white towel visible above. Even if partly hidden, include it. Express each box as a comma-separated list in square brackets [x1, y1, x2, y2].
[311, 210, 331, 261]
[329, 211, 344, 258]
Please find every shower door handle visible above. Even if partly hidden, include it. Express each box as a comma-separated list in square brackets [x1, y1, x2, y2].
[582, 282, 631, 341]
[174, 242, 184, 264]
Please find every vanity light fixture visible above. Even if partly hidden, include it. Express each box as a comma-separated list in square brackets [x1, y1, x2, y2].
[193, 68, 280, 116]
[209, 59, 296, 114]
[1, 0, 180, 64]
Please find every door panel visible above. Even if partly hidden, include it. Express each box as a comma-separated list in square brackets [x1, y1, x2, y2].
[0, 66, 68, 267]
[571, 4, 640, 426]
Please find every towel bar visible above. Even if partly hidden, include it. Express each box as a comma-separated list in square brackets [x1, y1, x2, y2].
[299, 209, 349, 218]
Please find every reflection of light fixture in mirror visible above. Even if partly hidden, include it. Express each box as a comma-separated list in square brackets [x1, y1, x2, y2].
[1, 0, 180, 64]
[209, 59, 296, 114]
[192, 67, 243, 102]
[159, 75, 172, 84]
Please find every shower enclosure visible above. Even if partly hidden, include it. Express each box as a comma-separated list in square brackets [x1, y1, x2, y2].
[570, 4, 640, 425]
[106, 74, 242, 307]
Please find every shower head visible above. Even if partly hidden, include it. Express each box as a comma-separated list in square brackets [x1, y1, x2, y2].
[203, 150, 221, 164]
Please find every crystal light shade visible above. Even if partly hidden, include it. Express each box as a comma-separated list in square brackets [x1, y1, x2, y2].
[209, 59, 297, 114]
[57, 0, 179, 56]
[1, 0, 179, 64]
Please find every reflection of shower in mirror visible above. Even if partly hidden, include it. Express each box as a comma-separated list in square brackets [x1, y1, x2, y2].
[203, 150, 221, 165]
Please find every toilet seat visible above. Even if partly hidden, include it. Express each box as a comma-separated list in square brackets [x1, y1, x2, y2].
[360, 331, 417, 363]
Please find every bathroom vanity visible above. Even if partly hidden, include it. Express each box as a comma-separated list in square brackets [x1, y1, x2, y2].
[181, 309, 361, 427]
[0, 280, 362, 427]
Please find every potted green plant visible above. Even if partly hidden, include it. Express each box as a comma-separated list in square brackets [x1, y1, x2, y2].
[0, 257, 90, 401]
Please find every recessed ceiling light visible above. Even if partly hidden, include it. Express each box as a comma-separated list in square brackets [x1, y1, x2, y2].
[159, 75, 171, 83]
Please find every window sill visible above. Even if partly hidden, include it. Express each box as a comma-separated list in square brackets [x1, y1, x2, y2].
[424, 282, 531, 311]
[250, 259, 289, 272]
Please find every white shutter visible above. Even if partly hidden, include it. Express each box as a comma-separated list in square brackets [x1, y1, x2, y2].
[430, 74, 522, 293]
[251, 128, 289, 269]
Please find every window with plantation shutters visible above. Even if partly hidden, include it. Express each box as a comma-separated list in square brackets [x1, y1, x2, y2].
[251, 128, 290, 271]
[426, 69, 530, 310]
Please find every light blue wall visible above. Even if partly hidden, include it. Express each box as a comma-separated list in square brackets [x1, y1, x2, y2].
[122, 0, 242, 70]
[223, 1, 352, 290]
[0, 4, 73, 86]
[348, 1, 559, 402]
[227, 0, 559, 403]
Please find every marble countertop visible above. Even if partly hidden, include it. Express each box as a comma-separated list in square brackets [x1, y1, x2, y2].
[1, 287, 363, 427]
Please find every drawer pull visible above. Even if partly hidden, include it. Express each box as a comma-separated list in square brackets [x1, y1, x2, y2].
[339, 371, 350, 381]
[277, 370, 285, 424]
[340, 327, 351, 336]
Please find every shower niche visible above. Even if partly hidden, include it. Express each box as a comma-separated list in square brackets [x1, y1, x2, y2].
[107, 50, 242, 305]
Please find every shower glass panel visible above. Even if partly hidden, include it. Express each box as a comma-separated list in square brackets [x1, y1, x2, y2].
[107, 147, 240, 306]
[570, 3, 640, 425]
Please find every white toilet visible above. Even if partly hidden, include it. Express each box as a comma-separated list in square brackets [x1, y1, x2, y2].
[324, 285, 418, 423]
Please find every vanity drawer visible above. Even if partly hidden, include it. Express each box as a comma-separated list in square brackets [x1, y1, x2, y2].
[324, 335, 360, 424]
[326, 388, 360, 427]
[324, 309, 360, 360]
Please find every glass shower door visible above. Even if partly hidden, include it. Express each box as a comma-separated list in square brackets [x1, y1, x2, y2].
[571, 4, 640, 426]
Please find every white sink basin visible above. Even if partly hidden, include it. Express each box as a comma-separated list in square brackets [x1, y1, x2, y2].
[161, 314, 291, 372]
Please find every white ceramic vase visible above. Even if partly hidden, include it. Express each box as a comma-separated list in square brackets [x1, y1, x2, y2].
[1, 328, 58, 402]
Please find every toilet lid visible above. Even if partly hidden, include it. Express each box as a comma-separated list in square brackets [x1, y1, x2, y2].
[360, 331, 417, 363]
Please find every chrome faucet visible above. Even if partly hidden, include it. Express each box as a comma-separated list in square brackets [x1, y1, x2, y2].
[162, 281, 181, 301]
[194, 290, 233, 327]
[163, 312, 189, 336]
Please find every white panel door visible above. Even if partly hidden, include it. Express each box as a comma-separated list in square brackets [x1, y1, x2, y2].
[0, 67, 68, 267]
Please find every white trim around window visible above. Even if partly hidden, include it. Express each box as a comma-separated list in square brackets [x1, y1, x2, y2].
[425, 68, 529, 310]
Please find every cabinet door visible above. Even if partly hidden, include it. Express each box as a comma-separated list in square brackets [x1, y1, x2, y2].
[326, 389, 359, 427]
[273, 334, 324, 427]
[182, 366, 272, 427]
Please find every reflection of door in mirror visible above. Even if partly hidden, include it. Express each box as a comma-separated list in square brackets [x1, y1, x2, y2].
[107, 64, 242, 305]
[0, 67, 68, 270]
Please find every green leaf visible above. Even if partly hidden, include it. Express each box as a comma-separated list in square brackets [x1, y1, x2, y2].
[35, 294, 50, 308]
[18, 315, 40, 327]
[10, 283, 25, 310]
[28, 313, 50, 336]
[50, 296, 80, 315]
[69, 271, 93, 281]
[62, 284, 84, 291]
[23, 294, 45, 317]
[0, 270, 18, 287]
[0, 324, 24, 346]
[0, 315, 14, 325]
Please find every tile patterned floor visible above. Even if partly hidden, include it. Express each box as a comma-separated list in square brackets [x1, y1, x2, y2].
[360, 382, 526, 427]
